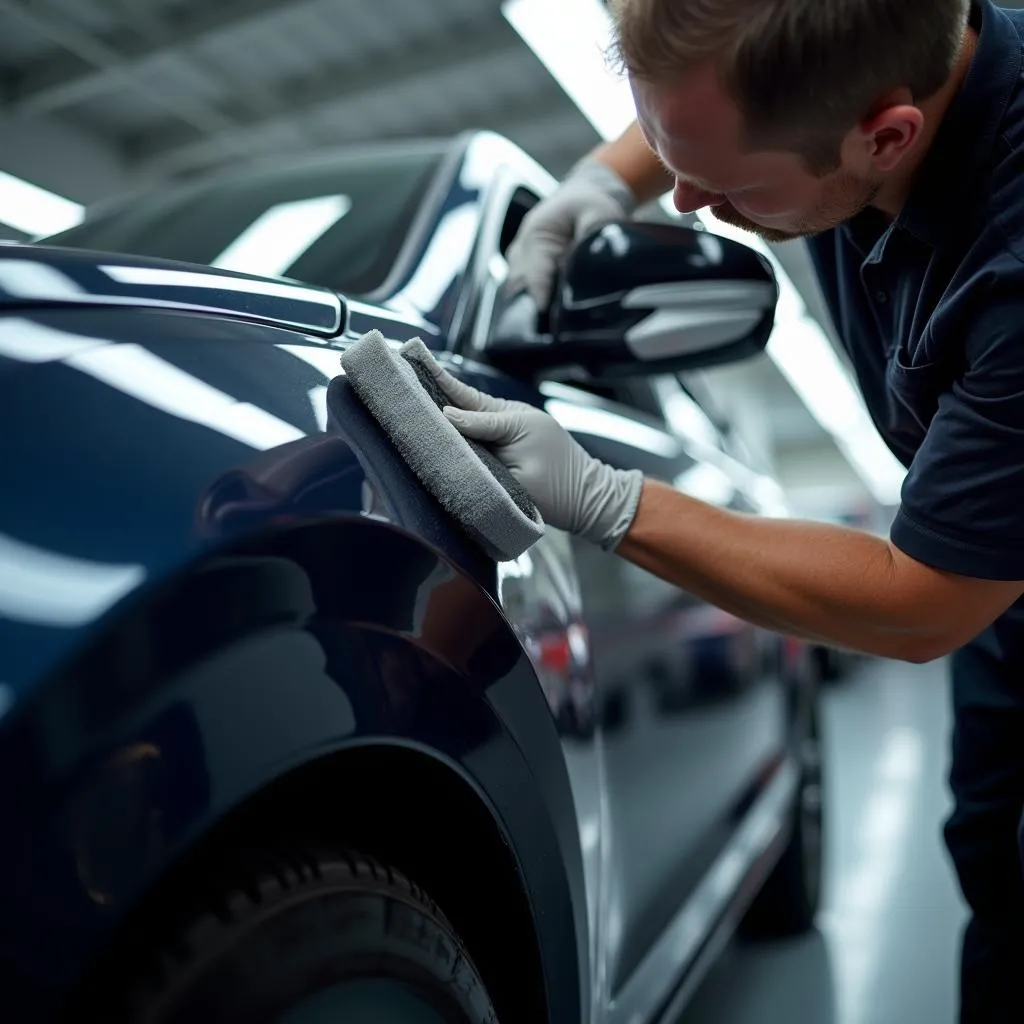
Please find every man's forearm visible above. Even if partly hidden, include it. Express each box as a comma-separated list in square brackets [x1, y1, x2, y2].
[616, 480, 949, 661]
[591, 121, 675, 205]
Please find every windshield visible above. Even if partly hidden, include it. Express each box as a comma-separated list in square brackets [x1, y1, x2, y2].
[42, 144, 446, 296]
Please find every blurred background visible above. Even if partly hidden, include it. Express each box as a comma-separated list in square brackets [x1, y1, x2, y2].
[0, 0, 981, 1020]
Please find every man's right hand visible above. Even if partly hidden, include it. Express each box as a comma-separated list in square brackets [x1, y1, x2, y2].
[505, 158, 639, 311]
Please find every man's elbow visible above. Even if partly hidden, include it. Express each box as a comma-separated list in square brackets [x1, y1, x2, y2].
[900, 641, 950, 665]
[887, 630, 957, 665]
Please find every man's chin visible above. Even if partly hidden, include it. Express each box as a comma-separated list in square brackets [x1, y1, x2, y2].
[708, 203, 815, 243]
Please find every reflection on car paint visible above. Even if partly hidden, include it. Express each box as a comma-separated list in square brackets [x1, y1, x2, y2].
[0, 131, 814, 1024]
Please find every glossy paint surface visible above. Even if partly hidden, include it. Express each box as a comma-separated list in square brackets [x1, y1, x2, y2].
[0, 131, 809, 1024]
[0, 303, 586, 1022]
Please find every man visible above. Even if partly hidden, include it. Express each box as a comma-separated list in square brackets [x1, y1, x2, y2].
[425, 0, 1024, 1020]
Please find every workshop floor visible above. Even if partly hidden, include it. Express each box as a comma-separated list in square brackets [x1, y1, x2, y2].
[678, 657, 968, 1024]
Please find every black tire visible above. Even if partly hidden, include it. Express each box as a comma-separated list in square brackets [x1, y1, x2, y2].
[78, 847, 499, 1024]
[741, 695, 824, 938]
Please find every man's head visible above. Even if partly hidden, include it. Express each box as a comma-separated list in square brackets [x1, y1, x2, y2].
[610, 0, 972, 241]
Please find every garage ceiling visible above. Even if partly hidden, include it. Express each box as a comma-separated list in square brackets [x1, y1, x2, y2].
[2, 0, 1007, 514]
[0, 0, 599, 187]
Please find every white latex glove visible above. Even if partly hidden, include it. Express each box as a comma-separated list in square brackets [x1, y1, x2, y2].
[506, 157, 639, 311]
[419, 356, 645, 551]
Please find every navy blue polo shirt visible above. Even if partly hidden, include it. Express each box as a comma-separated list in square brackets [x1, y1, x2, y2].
[807, 0, 1024, 611]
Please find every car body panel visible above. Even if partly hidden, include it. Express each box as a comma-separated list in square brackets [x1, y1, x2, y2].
[0, 131, 812, 1024]
[0, 303, 589, 1023]
[557, 395, 789, 994]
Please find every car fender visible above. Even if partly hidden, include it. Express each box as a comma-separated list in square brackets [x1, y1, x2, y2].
[0, 308, 588, 1022]
[0, 520, 586, 1022]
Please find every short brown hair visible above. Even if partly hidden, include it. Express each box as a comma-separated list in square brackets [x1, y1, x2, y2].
[609, 0, 971, 172]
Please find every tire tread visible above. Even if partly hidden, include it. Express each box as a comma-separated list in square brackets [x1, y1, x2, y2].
[77, 844, 494, 1023]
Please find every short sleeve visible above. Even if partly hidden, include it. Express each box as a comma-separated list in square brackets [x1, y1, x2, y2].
[891, 269, 1024, 580]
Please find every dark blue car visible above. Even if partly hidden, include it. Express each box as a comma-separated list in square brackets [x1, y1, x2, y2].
[0, 131, 823, 1024]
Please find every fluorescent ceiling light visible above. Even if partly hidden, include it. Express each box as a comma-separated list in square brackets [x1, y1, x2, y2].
[0, 169, 84, 236]
[0, 530, 144, 627]
[505, 0, 907, 505]
[767, 316, 871, 438]
[502, 0, 636, 142]
[212, 194, 352, 278]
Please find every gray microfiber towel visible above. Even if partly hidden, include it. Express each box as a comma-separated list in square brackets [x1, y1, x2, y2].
[339, 329, 545, 562]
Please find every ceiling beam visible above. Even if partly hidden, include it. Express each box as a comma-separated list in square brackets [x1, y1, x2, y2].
[126, 17, 527, 177]
[136, 80, 586, 189]
[3, 0, 312, 117]
[0, 0, 237, 139]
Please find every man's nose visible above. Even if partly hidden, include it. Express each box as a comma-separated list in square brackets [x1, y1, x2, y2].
[673, 180, 726, 214]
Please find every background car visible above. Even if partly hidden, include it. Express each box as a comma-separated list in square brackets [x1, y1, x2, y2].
[0, 131, 822, 1023]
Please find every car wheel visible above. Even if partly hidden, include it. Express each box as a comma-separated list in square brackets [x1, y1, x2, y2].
[77, 846, 499, 1024]
[741, 695, 824, 938]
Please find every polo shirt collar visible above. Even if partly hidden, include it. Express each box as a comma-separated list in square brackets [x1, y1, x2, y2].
[896, 0, 1021, 247]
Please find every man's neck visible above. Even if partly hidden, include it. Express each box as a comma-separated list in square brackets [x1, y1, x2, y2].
[872, 25, 979, 219]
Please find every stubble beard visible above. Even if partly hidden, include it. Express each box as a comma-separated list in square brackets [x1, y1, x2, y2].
[708, 173, 883, 243]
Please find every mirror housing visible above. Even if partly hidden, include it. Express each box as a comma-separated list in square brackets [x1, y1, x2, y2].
[488, 220, 778, 379]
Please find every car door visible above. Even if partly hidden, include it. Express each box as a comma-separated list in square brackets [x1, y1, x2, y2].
[535, 375, 789, 1017]
[458, 168, 789, 1020]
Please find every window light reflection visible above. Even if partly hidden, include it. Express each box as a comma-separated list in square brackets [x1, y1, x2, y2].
[211, 194, 352, 278]
[389, 204, 480, 318]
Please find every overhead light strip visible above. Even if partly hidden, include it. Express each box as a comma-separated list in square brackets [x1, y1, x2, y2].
[501, 0, 906, 505]
[502, 0, 637, 142]
[0, 169, 84, 236]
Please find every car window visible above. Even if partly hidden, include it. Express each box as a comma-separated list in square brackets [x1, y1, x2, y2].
[40, 147, 445, 297]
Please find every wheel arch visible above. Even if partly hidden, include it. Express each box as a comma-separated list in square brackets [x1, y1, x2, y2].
[71, 740, 550, 1024]
[0, 517, 584, 1024]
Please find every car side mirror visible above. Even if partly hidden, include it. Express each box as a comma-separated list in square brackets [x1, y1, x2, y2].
[488, 220, 778, 379]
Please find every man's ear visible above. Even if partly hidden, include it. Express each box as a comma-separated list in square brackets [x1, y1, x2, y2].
[857, 91, 925, 172]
